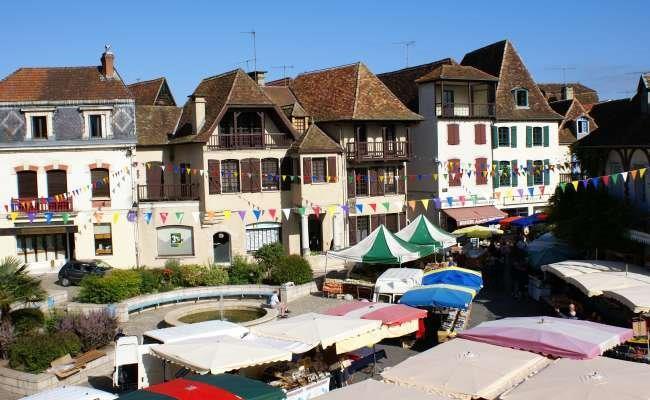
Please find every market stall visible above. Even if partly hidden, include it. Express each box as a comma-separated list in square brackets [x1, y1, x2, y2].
[22, 386, 117, 400]
[396, 214, 456, 248]
[458, 316, 634, 359]
[142, 320, 249, 344]
[602, 285, 650, 314]
[323, 301, 427, 338]
[315, 379, 446, 400]
[381, 338, 551, 400]
[118, 374, 286, 400]
[372, 268, 423, 303]
[509, 212, 548, 228]
[566, 271, 650, 297]
[499, 356, 650, 400]
[422, 266, 483, 291]
[399, 284, 476, 309]
[541, 260, 638, 280]
[452, 225, 504, 239]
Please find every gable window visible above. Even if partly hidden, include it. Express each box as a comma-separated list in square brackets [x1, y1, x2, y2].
[82, 108, 111, 139]
[577, 117, 589, 137]
[17, 171, 38, 198]
[311, 158, 326, 183]
[221, 160, 240, 193]
[31, 116, 48, 139]
[498, 161, 511, 187]
[90, 168, 110, 198]
[94, 224, 113, 256]
[514, 88, 529, 108]
[261, 158, 279, 191]
[532, 127, 543, 146]
[498, 127, 510, 147]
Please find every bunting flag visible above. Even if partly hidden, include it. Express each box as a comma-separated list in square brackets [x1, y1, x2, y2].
[538, 186, 545, 195]
[517, 188, 524, 198]
[159, 212, 168, 224]
[192, 211, 201, 223]
[470, 194, 478, 205]
[601, 175, 610, 186]
[591, 177, 600, 189]
[282, 208, 291, 220]
[327, 205, 336, 216]
[433, 197, 442, 209]
[268, 209, 277, 220]
[237, 210, 246, 220]
[447, 197, 453, 207]
[10, 212, 18, 222]
[127, 210, 137, 222]
[381, 202, 390, 211]
[528, 187, 534, 196]
[144, 211, 153, 224]
[27, 212, 36, 223]
[113, 212, 120, 224]
[175, 212, 184, 223]
[45, 212, 53, 223]
[355, 204, 363, 213]
[640, 168, 647, 178]
[312, 206, 321, 218]
[621, 172, 628, 182]
[421, 199, 429, 210]
[571, 181, 579, 191]
[368, 203, 377, 212]
[458, 195, 466, 206]
[494, 191, 501, 200]
[581, 180, 588, 189]
[630, 170, 638, 180]
[298, 207, 306, 216]
[219, 210, 228, 220]
[611, 174, 619, 184]
[341, 205, 350, 215]
[252, 209, 262, 221]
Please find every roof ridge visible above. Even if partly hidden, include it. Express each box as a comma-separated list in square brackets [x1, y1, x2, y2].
[297, 62, 359, 77]
[377, 58, 455, 76]
[128, 77, 164, 87]
[199, 68, 242, 85]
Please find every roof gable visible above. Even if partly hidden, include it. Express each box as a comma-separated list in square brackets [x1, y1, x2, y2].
[551, 99, 597, 144]
[128, 77, 177, 106]
[415, 64, 498, 83]
[577, 97, 649, 148]
[289, 124, 342, 154]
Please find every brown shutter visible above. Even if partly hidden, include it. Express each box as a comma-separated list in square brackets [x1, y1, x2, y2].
[17, 171, 38, 198]
[348, 216, 357, 245]
[303, 157, 312, 184]
[397, 166, 405, 194]
[399, 212, 407, 230]
[376, 168, 385, 196]
[327, 156, 337, 182]
[46, 170, 67, 197]
[280, 157, 293, 190]
[240, 158, 252, 193]
[475, 124, 486, 144]
[371, 214, 380, 230]
[448, 124, 459, 145]
[250, 158, 261, 193]
[369, 169, 378, 196]
[145, 162, 163, 200]
[208, 159, 221, 194]
[347, 169, 356, 198]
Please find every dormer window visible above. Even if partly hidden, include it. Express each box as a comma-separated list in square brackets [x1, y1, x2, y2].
[21, 108, 54, 140]
[513, 88, 529, 108]
[32, 116, 48, 139]
[80, 106, 112, 139]
[89, 115, 103, 138]
[577, 117, 589, 138]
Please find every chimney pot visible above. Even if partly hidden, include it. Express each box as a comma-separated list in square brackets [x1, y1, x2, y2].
[562, 86, 574, 100]
[101, 44, 115, 79]
[192, 96, 206, 133]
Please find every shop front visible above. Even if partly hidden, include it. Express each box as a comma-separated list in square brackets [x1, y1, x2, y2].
[0, 224, 77, 274]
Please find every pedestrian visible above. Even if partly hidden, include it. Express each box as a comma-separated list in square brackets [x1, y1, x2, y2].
[270, 290, 288, 317]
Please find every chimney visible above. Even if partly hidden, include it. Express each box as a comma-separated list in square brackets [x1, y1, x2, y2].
[100, 44, 115, 79]
[562, 86, 574, 100]
[192, 96, 206, 133]
[248, 71, 267, 86]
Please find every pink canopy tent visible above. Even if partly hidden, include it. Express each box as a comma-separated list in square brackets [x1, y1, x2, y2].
[324, 301, 427, 338]
[458, 316, 633, 360]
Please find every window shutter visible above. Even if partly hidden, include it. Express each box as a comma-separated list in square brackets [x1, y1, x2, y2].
[47, 170, 67, 197]
[208, 160, 221, 194]
[280, 157, 293, 191]
[250, 158, 261, 193]
[303, 157, 312, 184]
[491, 126, 498, 149]
[397, 166, 406, 194]
[526, 160, 533, 187]
[475, 158, 487, 185]
[370, 215, 380, 230]
[492, 161, 500, 189]
[474, 124, 486, 145]
[369, 169, 378, 196]
[347, 169, 356, 198]
[348, 216, 357, 245]
[526, 126, 532, 147]
[543, 126, 550, 147]
[399, 212, 407, 230]
[17, 171, 38, 198]
[543, 159, 550, 185]
[449, 159, 460, 186]
[377, 168, 385, 195]
[146, 162, 164, 199]
[240, 159, 252, 192]
[448, 124, 459, 145]
[511, 160, 518, 187]
[510, 126, 517, 148]
[327, 156, 337, 182]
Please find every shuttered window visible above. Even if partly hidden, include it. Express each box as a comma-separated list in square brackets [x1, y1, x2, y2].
[221, 160, 240, 193]
[240, 158, 260, 193]
[327, 157, 337, 182]
[146, 162, 164, 200]
[17, 171, 38, 198]
[474, 124, 486, 144]
[302, 158, 312, 184]
[475, 158, 488, 185]
[46, 170, 67, 197]
[448, 159, 461, 187]
[208, 160, 221, 194]
[261, 158, 279, 191]
[91, 168, 110, 198]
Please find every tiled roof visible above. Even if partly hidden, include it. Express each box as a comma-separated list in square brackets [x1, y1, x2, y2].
[174, 69, 298, 141]
[550, 99, 597, 145]
[641, 74, 650, 89]
[266, 77, 293, 87]
[377, 58, 454, 112]
[415, 64, 498, 83]
[128, 77, 176, 106]
[136, 105, 182, 146]
[288, 124, 342, 154]
[262, 86, 309, 117]
[538, 82, 599, 104]
[577, 98, 650, 148]
[461, 40, 562, 121]
[292, 62, 423, 122]
[0, 66, 132, 102]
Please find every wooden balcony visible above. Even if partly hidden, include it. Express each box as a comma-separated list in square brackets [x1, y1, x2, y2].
[346, 140, 410, 162]
[138, 183, 200, 202]
[207, 129, 293, 150]
[435, 102, 495, 118]
[11, 197, 73, 213]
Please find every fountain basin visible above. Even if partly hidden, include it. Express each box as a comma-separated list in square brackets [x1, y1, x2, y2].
[164, 300, 277, 327]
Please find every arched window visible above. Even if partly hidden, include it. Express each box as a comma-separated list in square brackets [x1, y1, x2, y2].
[213, 232, 231, 264]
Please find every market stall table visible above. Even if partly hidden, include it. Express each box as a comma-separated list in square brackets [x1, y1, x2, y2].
[372, 268, 423, 303]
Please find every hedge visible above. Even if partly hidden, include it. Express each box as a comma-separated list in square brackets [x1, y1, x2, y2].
[9, 331, 81, 373]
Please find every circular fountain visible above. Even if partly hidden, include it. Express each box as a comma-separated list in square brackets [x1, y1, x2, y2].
[163, 300, 277, 327]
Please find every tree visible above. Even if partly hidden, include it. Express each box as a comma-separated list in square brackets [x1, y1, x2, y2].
[548, 185, 635, 257]
[0, 257, 46, 322]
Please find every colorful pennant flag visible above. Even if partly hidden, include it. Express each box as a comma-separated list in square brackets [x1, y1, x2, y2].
[282, 208, 291, 220]
[159, 212, 168, 224]
[237, 210, 247, 220]
[252, 209, 262, 221]
[175, 212, 184, 223]
[269, 209, 277, 219]
[355, 204, 363, 213]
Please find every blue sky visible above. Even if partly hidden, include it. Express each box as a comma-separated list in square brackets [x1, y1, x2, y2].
[1, 0, 647, 103]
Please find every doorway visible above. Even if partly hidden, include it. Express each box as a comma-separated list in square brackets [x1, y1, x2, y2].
[213, 232, 231, 264]
[308, 215, 323, 252]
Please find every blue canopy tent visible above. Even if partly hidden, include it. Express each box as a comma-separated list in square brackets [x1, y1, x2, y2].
[422, 267, 483, 291]
[399, 284, 476, 309]
[525, 232, 580, 268]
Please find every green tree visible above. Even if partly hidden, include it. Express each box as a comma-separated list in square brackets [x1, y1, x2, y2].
[0, 257, 46, 322]
[548, 185, 635, 257]
[253, 243, 285, 279]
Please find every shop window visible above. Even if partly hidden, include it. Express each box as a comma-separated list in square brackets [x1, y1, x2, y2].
[94, 224, 113, 255]
[157, 226, 194, 257]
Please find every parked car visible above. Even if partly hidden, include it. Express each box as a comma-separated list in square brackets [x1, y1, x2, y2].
[58, 259, 112, 286]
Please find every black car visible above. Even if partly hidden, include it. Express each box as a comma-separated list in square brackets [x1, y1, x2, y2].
[58, 259, 112, 286]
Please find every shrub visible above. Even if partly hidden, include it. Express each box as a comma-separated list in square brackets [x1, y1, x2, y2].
[229, 256, 263, 284]
[269, 255, 313, 285]
[77, 270, 142, 304]
[254, 243, 285, 278]
[0, 320, 14, 359]
[10, 308, 44, 335]
[9, 331, 81, 373]
[163, 259, 181, 269]
[139, 269, 165, 293]
[179, 264, 205, 287]
[202, 266, 229, 286]
[56, 310, 117, 352]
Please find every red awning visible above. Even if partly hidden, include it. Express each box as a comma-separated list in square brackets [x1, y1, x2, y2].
[146, 378, 241, 400]
[442, 206, 507, 227]
[324, 301, 427, 326]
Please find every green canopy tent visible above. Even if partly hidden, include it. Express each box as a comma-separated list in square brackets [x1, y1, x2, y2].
[396, 214, 457, 249]
[327, 225, 438, 266]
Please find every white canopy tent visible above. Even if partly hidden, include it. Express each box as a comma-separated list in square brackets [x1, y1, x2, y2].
[541, 260, 642, 279]
[500, 357, 650, 400]
[142, 320, 249, 344]
[381, 338, 551, 400]
[567, 271, 650, 297]
[602, 285, 650, 313]
[373, 268, 423, 301]
[316, 379, 447, 400]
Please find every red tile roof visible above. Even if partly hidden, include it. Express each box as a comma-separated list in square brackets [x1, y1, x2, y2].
[127, 77, 176, 106]
[0, 67, 132, 102]
[288, 124, 342, 154]
[538, 83, 599, 104]
[550, 98, 598, 144]
[415, 64, 498, 83]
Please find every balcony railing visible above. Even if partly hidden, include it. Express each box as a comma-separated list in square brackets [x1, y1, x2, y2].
[138, 183, 200, 202]
[435, 102, 495, 118]
[207, 130, 293, 150]
[346, 140, 410, 161]
[11, 197, 74, 213]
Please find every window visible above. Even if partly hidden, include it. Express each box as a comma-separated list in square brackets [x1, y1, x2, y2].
[384, 167, 397, 194]
[532, 127, 543, 146]
[514, 88, 529, 107]
[16, 233, 68, 263]
[294, 118, 306, 134]
[17, 170, 38, 198]
[221, 160, 240, 193]
[448, 159, 461, 187]
[577, 117, 589, 137]
[355, 168, 368, 196]
[356, 216, 370, 243]
[94, 224, 113, 256]
[533, 160, 544, 185]
[498, 127, 510, 147]
[385, 213, 398, 233]
[475, 157, 488, 185]
[31, 116, 48, 139]
[46, 169, 67, 197]
[246, 222, 281, 252]
[157, 226, 194, 257]
[311, 157, 326, 183]
[89, 115, 103, 138]
[499, 161, 511, 186]
[90, 168, 110, 198]
[261, 158, 279, 191]
[383, 125, 396, 142]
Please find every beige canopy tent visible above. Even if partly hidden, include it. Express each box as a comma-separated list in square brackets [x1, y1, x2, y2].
[149, 336, 292, 375]
[567, 271, 650, 297]
[500, 357, 650, 400]
[381, 338, 551, 400]
[602, 285, 650, 314]
[541, 260, 642, 279]
[251, 312, 383, 354]
[316, 379, 447, 400]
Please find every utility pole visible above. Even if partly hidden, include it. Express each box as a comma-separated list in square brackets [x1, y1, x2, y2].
[393, 41, 415, 68]
[272, 65, 294, 85]
[241, 30, 257, 73]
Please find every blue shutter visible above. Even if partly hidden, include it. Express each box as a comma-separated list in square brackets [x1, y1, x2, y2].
[527, 160, 533, 187]
[543, 159, 550, 185]
[543, 126, 550, 147]
[491, 126, 498, 149]
[510, 126, 517, 148]
[526, 126, 532, 147]
[511, 160, 518, 186]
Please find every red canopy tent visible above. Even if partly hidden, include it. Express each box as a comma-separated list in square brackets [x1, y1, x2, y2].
[324, 301, 426, 338]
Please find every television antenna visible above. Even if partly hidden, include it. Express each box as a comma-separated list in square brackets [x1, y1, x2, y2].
[272, 65, 294, 84]
[241, 30, 257, 73]
[393, 41, 415, 68]
[545, 65, 576, 85]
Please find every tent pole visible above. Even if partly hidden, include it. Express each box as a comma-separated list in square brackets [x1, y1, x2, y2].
[372, 344, 377, 376]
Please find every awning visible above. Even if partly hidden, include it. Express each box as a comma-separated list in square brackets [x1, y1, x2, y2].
[422, 266, 483, 291]
[396, 215, 457, 248]
[323, 301, 426, 338]
[143, 320, 249, 344]
[316, 379, 447, 400]
[602, 285, 650, 313]
[374, 268, 423, 295]
[628, 229, 650, 245]
[510, 213, 548, 227]
[399, 284, 477, 309]
[442, 206, 507, 227]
